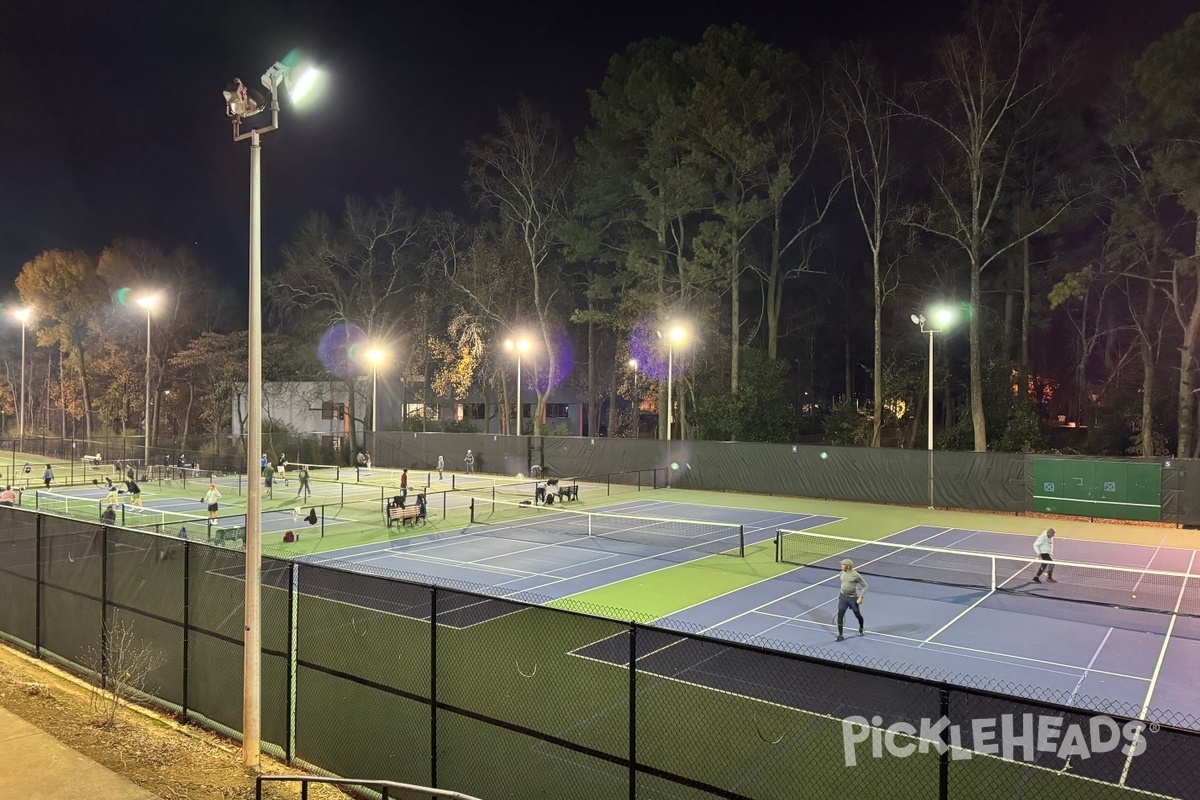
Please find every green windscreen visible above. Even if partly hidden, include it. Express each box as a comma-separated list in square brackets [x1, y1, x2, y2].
[1031, 458, 1161, 521]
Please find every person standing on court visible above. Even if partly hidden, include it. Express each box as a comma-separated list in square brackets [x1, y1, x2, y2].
[436, 455, 445, 481]
[1032, 528, 1057, 583]
[277, 453, 289, 486]
[263, 462, 276, 499]
[399, 468, 409, 502]
[203, 482, 222, 524]
[464, 449, 475, 474]
[296, 465, 311, 500]
[125, 478, 143, 508]
[42, 465, 54, 488]
[835, 559, 867, 642]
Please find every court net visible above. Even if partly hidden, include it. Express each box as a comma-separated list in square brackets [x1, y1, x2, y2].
[775, 529, 1198, 617]
[471, 496, 744, 557]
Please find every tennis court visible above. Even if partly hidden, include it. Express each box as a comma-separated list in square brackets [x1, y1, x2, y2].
[651, 524, 1197, 720]
[303, 500, 840, 598]
[25, 485, 359, 538]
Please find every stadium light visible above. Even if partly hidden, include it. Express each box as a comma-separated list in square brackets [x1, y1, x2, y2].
[135, 294, 160, 470]
[504, 338, 532, 435]
[912, 307, 956, 507]
[656, 326, 690, 441]
[365, 348, 386, 434]
[224, 51, 321, 769]
[10, 307, 33, 450]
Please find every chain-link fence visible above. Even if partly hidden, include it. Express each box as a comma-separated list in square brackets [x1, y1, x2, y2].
[0, 506, 1195, 799]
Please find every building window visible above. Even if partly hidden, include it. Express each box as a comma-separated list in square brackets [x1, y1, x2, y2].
[459, 403, 485, 421]
[545, 403, 570, 419]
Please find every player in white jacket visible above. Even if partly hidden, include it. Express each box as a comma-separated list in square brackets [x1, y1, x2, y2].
[1032, 528, 1056, 583]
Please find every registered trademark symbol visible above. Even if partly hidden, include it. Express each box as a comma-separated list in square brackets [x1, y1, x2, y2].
[1149, 723, 1160, 734]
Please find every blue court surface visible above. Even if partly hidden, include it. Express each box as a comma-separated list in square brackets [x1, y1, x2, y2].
[665, 525, 1198, 720]
[304, 498, 839, 599]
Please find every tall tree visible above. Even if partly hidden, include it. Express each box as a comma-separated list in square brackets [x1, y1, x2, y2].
[466, 99, 574, 434]
[904, 0, 1072, 451]
[271, 192, 425, 451]
[1131, 12, 1200, 456]
[830, 43, 904, 447]
[15, 250, 108, 439]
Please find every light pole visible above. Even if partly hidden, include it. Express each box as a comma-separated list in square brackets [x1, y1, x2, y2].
[911, 307, 955, 507]
[504, 338, 531, 435]
[628, 358, 639, 438]
[135, 294, 159, 470]
[224, 56, 321, 768]
[657, 326, 688, 441]
[11, 307, 32, 451]
[365, 348, 386, 434]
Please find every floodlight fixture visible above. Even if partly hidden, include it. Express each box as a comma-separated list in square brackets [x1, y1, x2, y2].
[12, 306, 33, 323]
[628, 358, 638, 370]
[135, 293, 160, 310]
[504, 337, 531, 353]
[224, 79, 265, 119]
[365, 347, 387, 365]
[912, 302, 962, 506]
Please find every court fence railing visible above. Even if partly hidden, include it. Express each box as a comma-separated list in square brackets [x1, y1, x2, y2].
[0, 506, 1196, 800]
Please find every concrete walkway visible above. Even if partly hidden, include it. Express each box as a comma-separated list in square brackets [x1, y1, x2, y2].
[0, 707, 160, 799]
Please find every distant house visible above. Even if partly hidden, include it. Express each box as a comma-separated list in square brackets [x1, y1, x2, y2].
[233, 380, 588, 441]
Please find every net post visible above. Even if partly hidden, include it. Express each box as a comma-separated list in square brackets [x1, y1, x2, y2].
[608, 473, 611, 496]
[320, 505, 325, 538]
[990, 555, 997, 592]
[738, 525, 744, 558]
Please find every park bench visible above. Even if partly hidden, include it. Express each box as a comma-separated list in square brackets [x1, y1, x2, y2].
[211, 525, 246, 545]
[387, 504, 423, 527]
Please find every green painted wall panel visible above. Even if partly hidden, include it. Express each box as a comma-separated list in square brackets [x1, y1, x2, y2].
[1031, 458, 1160, 521]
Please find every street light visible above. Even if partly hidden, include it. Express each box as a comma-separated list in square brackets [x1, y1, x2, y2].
[504, 338, 531, 435]
[10, 307, 32, 451]
[628, 358, 639, 439]
[656, 326, 688, 441]
[135, 294, 159, 470]
[224, 54, 321, 769]
[365, 348, 386, 434]
[911, 307, 955, 507]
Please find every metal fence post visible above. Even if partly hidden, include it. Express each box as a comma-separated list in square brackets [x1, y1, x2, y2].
[286, 562, 296, 764]
[628, 621, 637, 800]
[34, 513, 42, 657]
[430, 584, 438, 788]
[100, 525, 109, 689]
[182, 539, 190, 719]
[939, 688, 950, 800]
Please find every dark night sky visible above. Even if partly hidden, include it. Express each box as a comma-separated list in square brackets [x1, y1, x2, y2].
[1, 0, 1196, 302]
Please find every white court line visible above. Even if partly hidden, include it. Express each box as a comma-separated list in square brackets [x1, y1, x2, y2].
[351, 549, 538, 579]
[919, 540, 1032, 645]
[1119, 549, 1196, 787]
[1068, 627, 1114, 705]
[694, 527, 953, 636]
[749, 607, 1149, 683]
